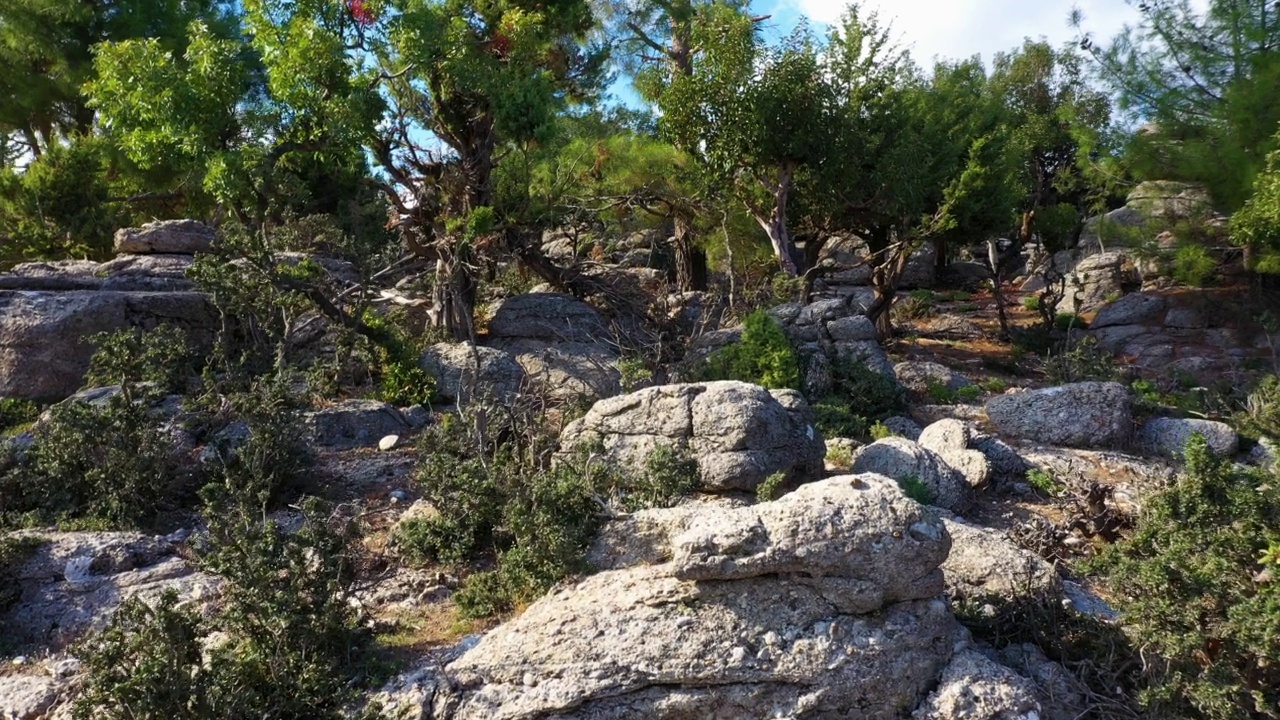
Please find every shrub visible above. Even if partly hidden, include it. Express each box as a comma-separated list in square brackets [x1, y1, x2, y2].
[1054, 312, 1088, 331]
[1022, 295, 1042, 311]
[0, 398, 39, 434]
[825, 444, 853, 469]
[925, 379, 958, 404]
[896, 475, 934, 505]
[1238, 374, 1280, 440]
[85, 324, 199, 395]
[698, 311, 800, 390]
[202, 374, 314, 506]
[0, 385, 176, 529]
[396, 414, 698, 617]
[981, 378, 1008, 394]
[359, 309, 435, 408]
[1172, 244, 1217, 287]
[828, 356, 903, 421]
[892, 290, 937, 321]
[869, 421, 895, 441]
[756, 471, 786, 503]
[810, 398, 869, 439]
[956, 385, 983, 403]
[1043, 337, 1124, 385]
[1025, 468, 1065, 496]
[73, 492, 374, 720]
[1087, 435, 1280, 719]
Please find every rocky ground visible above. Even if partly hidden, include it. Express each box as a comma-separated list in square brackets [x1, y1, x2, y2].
[1, 204, 1275, 718]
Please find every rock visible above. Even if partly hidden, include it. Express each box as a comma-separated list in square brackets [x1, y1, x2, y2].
[493, 339, 621, 403]
[995, 644, 1088, 720]
[826, 315, 877, 342]
[432, 476, 960, 720]
[919, 419, 971, 453]
[587, 497, 750, 572]
[901, 241, 938, 289]
[940, 449, 992, 488]
[1126, 180, 1213, 219]
[113, 219, 216, 255]
[1090, 292, 1166, 329]
[1, 532, 219, 650]
[307, 400, 411, 450]
[913, 649, 1042, 720]
[486, 292, 610, 346]
[850, 437, 972, 511]
[940, 518, 1059, 600]
[1058, 251, 1134, 314]
[985, 383, 1132, 449]
[672, 476, 951, 611]
[0, 290, 216, 401]
[1136, 417, 1239, 459]
[1020, 446, 1174, 508]
[0, 675, 59, 720]
[971, 434, 1030, 483]
[379, 435, 401, 451]
[895, 361, 973, 396]
[559, 381, 825, 493]
[883, 416, 924, 441]
[420, 342, 526, 405]
[836, 339, 896, 378]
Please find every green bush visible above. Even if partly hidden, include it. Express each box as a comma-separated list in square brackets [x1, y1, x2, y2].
[1054, 312, 1088, 331]
[1238, 374, 1280, 440]
[0, 398, 39, 434]
[0, 385, 177, 530]
[1172, 244, 1217, 287]
[1022, 295, 1042, 311]
[1025, 468, 1065, 496]
[395, 414, 698, 618]
[1087, 434, 1280, 718]
[892, 290, 937, 321]
[756, 471, 786, 503]
[809, 357, 903, 440]
[896, 475, 934, 505]
[86, 324, 199, 395]
[869, 421, 896, 440]
[698, 311, 800, 390]
[1043, 337, 1124, 385]
[810, 398, 869, 439]
[73, 493, 374, 720]
[925, 379, 958, 404]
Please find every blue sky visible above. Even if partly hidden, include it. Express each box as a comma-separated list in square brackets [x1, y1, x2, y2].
[753, 0, 1149, 67]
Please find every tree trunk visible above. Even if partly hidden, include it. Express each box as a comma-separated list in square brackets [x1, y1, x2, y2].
[431, 255, 477, 342]
[671, 214, 707, 291]
[751, 165, 800, 276]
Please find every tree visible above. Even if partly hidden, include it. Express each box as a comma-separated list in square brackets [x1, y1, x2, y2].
[0, 0, 235, 161]
[1076, 0, 1280, 212]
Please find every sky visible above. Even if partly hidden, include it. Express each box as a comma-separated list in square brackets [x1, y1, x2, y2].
[756, 0, 1145, 67]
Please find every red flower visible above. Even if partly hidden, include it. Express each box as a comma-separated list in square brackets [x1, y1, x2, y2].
[348, 0, 376, 26]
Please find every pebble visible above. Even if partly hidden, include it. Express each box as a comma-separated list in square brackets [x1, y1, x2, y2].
[379, 434, 401, 451]
[12, 656, 28, 665]
[389, 489, 408, 504]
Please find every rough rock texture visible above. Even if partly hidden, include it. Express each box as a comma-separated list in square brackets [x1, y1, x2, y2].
[913, 650, 1042, 720]
[1088, 289, 1265, 387]
[940, 518, 1059, 599]
[1126, 180, 1213, 218]
[113, 219, 216, 255]
[995, 644, 1088, 720]
[586, 497, 749, 572]
[307, 400, 411, 450]
[883, 416, 924, 441]
[1057, 251, 1136, 314]
[850, 437, 972, 511]
[895, 362, 973, 396]
[1137, 417, 1239, 459]
[485, 293, 621, 401]
[420, 342, 526, 405]
[429, 476, 960, 720]
[559, 382, 825, 492]
[985, 383, 1132, 449]
[671, 477, 951, 612]
[0, 674, 60, 720]
[0, 290, 215, 401]
[0, 255, 198, 293]
[1, 532, 219, 650]
[918, 420, 991, 488]
[971, 433, 1030, 484]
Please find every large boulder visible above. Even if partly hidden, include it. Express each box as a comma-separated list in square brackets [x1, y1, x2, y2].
[918, 419, 992, 489]
[428, 475, 961, 720]
[1137, 417, 1239, 459]
[485, 293, 621, 401]
[895, 361, 973, 397]
[113, 219, 216, 255]
[985, 382, 1132, 449]
[559, 381, 825, 492]
[419, 342, 525, 405]
[850, 437, 973, 511]
[1058, 251, 1135, 314]
[0, 290, 216, 401]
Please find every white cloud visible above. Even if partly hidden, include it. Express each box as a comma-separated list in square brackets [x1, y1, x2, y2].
[781, 0, 1144, 66]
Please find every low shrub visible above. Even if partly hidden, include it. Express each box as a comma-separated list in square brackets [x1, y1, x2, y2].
[869, 421, 895, 440]
[1025, 468, 1065, 496]
[85, 324, 199, 396]
[892, 290, 937, 321]
[0, 398, 39, 434]
[825, 444, 853, 469]
[1172, 244, 1217, 288]
[1238, 374, 1280, 440]
[1087, 435, 1280, 718]
[810, 398, 869, 439]
[896, 475, 934, 505]
[1043, 336, 1125, 385]
[756, 471, 786, 503]
[697, 311, 800, 390]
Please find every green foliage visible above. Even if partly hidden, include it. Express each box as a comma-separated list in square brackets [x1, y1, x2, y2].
[925, 379, 958, 404]
[756, 471, 786, 503]
[395, 415, 698, 617]
[896, 475, 934, 505]
[869, 421, 895, 441]
[85, 324, 198, 395]
[0, 386, 176, 529]
[74, 492, 372, 720]
[1171, 244, 1217, 287]
[0, 398, 39, 434]
[810, 357, 903, 440]
[1088, 435, 1280, 718]
[0, 137, 123, 263]
[892, 291, 937, 321]
[1238, 375, 1280, 441]
[825, 443, 853, 470]
[1022, 294, 1041, 311]
[1043, 336, 1123, 385]
[616, 355, 654, 393]
[358, 310, 435, 408]
[810, 398, 868, 440]
[956, 384, 983, 403]
[1025, 468, 1065, 496]
[981, 378, 1008, 394]
[1054, 312, 1088, 330]
[698, 311, 801, 390]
